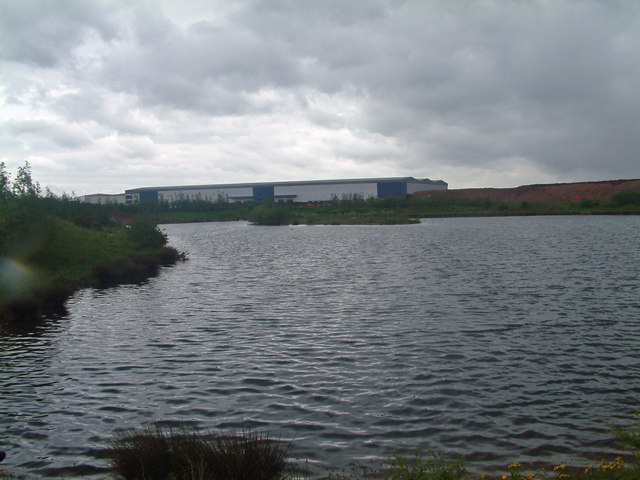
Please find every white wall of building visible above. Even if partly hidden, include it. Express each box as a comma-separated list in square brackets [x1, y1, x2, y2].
[119, 177, 448, 205]
[158, 186, 253, 202]
[407, 181, 448, 194]
[276, 182, 378, 202]
[82, 193, 126, 204]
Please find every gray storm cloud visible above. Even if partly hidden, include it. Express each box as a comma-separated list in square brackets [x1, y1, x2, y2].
[0, 0, 638, 194]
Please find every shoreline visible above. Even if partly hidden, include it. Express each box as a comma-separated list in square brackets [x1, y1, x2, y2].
[0, 245, 183, 327]
[145, 206, 640, 226]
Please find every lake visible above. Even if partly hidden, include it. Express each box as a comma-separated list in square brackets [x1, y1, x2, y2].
[1, 216, 639, 478]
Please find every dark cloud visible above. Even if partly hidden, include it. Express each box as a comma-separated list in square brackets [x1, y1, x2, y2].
[4, 119, 92, 148]
[1, 0, 639, 194]
[0, 0, 116, 67]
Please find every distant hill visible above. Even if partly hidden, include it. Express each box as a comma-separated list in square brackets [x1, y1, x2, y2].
[414, 179, 640, 203]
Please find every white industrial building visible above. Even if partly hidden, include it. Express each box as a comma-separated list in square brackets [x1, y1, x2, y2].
[122, 177, 447, 204]
[81, 193, 127, 204]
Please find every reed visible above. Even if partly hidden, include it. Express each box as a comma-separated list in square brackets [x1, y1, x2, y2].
[106, 425, 289, 480]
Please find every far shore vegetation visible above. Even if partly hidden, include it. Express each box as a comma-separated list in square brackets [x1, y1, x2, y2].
[133, 191, 640, 226]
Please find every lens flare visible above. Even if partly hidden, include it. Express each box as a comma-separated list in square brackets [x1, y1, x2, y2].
[0, 257, 36, 296]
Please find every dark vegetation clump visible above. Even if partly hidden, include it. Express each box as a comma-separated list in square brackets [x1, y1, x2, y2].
[91, 256, 159, 288]
[247, 200, 294, 225]
[610, 190, 640, 206]
[106, 425, 289, 480]
[126, 219, 169, 249]
[156, 245, 187, 265]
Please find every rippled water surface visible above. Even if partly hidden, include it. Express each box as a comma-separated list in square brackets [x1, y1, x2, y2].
[1, 216, 640, 478]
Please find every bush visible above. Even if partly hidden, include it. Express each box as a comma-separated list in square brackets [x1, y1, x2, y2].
[107, 425, 289, 480]
[126, 219, 168, 249]
[610, 191, 640, 206]
[156, 246, 185, 265]
[247, 202, 292, 225]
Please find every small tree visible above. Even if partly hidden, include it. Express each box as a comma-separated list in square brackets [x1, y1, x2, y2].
[126, 219, 168, 250]
[12, 161, 41, 197]
[0, 161, 10, 198]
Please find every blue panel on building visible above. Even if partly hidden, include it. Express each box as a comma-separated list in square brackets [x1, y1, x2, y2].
[139, 190, 159, 203]
[377, 182, 407, 198]
[253, 185, 274, 203]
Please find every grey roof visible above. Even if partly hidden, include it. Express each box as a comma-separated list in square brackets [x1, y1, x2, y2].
[125, 176, 447, 193]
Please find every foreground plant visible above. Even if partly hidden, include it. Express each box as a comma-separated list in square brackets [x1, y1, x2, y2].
[106, 425, 289, 480]
[327, 449, 465, 480]
[384, 449, 466, 480]
[483, 456, 635, 480]
[610, 413, 640, 467]
[0, 467, 18, 480]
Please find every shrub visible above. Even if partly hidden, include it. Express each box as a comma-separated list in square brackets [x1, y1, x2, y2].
[610, 191, 640, 206]
[156, 246, 186, 265]
[106, 425, 289, 480]
[611, 413, 640, 467]
[247, 202, 292, 225]
[384, 449, 466, 480]
[126, 219, 168, 250]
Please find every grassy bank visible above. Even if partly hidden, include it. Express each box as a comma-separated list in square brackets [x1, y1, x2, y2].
[0, 167, 184, 326]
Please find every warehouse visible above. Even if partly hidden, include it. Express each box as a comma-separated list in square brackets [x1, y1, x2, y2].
[81, 193, 127, 204]
[124, 177, 447, 204]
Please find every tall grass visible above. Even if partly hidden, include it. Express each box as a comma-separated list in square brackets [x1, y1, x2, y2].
[107, 425, 289, 480]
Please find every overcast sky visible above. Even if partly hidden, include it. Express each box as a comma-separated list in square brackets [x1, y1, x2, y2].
[1, 0, 639, 195]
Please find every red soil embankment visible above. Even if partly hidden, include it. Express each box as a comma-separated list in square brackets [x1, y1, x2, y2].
[414, 179, 640, 203]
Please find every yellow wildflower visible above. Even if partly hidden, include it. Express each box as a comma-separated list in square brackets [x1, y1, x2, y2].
[615, 456, 625, 466]
[508, 461, 522, 470]
[481, 474, 490, 480]
[585, 465, 593, 474]
[525, 474, 535, 480]
[553, 464, 567, 471]
[502, 476, 507, 480]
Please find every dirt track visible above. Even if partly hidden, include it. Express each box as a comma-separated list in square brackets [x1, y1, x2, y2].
[414, 179, 640, 203]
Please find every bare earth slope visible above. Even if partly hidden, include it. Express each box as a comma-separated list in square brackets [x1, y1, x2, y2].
[414, 179, 640, 202]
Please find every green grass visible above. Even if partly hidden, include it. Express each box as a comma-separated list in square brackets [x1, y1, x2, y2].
[0, 197, 184, 325]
